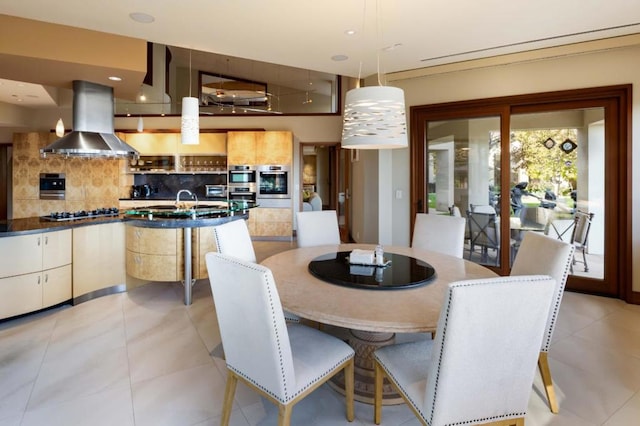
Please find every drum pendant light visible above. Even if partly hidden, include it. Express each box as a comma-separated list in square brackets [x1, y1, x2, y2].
[181, 49, 199, 145]
[341, 0, 407, 150]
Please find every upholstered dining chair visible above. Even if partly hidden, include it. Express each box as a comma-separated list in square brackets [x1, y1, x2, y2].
[205, 252, 355, 426]
[213, 218, 257, 262]
[296, 210, 341, 247]
[510, 231, 575, 414]
[412, 213, 466, 258]
[373, 275, 556, 426]
[213, 219, 300, 323]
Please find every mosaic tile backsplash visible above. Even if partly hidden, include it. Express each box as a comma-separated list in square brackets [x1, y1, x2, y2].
[12, 132, 124, 219]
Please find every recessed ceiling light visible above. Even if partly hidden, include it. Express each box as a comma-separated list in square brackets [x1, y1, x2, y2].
[129, 12, 155, 24]
[345, 29, 357, 36]
[108, 76, 122, 81]
[331, 54, 349, 62]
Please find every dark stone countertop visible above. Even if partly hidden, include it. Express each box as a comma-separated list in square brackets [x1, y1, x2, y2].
[0, 212, 248, 237]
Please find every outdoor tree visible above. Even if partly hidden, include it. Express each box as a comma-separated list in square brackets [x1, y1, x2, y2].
[510, 129, 578, 196]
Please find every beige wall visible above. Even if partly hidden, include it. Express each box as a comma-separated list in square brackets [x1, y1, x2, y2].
[385, 43, 640, 292]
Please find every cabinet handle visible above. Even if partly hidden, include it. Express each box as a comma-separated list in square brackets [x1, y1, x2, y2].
[44, 274, 48, 283]
[37, 275, 41, 285]
[37, 237, 41, 246]
[45, 236, 49, 245]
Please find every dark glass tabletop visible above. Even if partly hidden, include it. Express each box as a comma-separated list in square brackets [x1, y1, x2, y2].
[308, 251, 436, 290]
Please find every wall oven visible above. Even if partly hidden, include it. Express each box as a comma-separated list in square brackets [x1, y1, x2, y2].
[228, 165, 257, 185]
[227, 185, 257, 203]
[257, 165, 290, 199]
[39, 173, 66, 200]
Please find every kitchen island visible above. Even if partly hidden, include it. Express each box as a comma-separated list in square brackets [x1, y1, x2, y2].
[0, 205, 249, 320]
[123, 203, 251, 304]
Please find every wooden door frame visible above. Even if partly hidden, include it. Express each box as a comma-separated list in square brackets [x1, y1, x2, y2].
[410, 85, 634, 303]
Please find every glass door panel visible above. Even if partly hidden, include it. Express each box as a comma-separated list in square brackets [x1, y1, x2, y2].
[426, 116, 502, 267]
[509, 108, 604, 279]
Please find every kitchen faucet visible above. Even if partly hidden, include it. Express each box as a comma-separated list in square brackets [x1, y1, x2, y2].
[175, 189, 198, 210]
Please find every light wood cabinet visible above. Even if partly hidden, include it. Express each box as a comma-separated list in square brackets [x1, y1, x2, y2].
[73, 223, 126, 299]
[251, 208, 293, 238]
[0, 229, 72, 320]
[177, 133, 226, 154]
[193, 226, 218, 279]
[126, 226, 182, 281]
[227, 131, 257, 165]
[256, 131, 293, 165]
[124, 133, 179, 154]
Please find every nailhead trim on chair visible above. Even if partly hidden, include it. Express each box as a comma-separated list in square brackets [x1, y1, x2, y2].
[222, 257, 352, 404]
[542, 245, 575, 352]
[378, 277, 548, 426]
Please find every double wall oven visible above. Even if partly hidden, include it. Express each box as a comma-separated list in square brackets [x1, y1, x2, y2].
[257, 165, 290, 199]
[227, 165, 256, 202]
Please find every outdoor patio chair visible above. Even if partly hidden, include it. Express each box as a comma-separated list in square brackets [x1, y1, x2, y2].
[466, 210, 500, 264]
[570, 210, 595, 272]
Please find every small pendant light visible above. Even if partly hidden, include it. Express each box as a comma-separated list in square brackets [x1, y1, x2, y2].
[55, 118, 65, 137]
[181, 49, 199, 145]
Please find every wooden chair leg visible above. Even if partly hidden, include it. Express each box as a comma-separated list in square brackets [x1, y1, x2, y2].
[538, 352, 559, 413]
[278, 403, 293, 426]
[344, 359, 355, 422]
[221, 371, 238, 426]
[374, 361, 384, 425]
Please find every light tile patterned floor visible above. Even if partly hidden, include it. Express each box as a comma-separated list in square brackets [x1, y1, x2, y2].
[0, 241, 639, 425]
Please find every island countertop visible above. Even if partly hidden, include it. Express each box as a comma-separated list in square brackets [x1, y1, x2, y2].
[0, 213, 248, 237]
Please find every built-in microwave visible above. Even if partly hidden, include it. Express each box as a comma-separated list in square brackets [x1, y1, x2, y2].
[228, 165, 256, 185]
[205, 185, 227, 199]
[257, 165, 290, 199]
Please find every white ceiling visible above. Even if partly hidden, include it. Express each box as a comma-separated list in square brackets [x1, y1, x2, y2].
[1, 0, 640, 107]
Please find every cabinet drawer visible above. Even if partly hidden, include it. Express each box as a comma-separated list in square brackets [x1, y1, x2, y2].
[126, 250, 181, 282]
[0, 272, 43, 319]
[43, 264, 72, 308]
[126, 227, 180, 255]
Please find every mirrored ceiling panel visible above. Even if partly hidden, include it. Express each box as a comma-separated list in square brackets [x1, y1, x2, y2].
[115, 44, 340, 116]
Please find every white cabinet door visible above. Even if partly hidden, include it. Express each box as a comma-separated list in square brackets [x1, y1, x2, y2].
[73, 223, 125, 298]
[43, 229, 72, 270]
[0, 272, 42, 319]
[0, 233, 43, 277]
[43, 265, 72, 308]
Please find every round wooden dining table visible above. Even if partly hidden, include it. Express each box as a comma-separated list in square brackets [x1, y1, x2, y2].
[261, 243, 497, 404]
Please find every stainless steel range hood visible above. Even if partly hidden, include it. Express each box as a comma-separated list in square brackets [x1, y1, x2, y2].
[41, 80, 139, 159]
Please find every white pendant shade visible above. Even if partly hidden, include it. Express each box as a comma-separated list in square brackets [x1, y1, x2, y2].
[137, 116, 144, 132]
[181, 96, 200, 145]
[55, 118, 65, 137]
[341, 86, 408, 149]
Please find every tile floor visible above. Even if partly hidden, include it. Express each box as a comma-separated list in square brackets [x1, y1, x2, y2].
[1, 241, 639, 426]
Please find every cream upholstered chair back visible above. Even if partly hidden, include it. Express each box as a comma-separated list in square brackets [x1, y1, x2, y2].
[374, 275, 556, 426]
[412, 213, 466, 258]
[510, 231, 575, 414]
[424, 276, 555, 425]
[206, 252, 355, 424]
[207, 253, 294, 401]
[296, 210, 341, 247]
[510, 231, 574, 352]
[213, 219, 256, 263]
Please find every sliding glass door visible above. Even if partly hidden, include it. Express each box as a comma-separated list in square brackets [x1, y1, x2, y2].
[411, 86, 630, 299]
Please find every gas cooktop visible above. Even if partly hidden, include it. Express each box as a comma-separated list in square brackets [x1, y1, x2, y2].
[41, 207, 120, 221]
